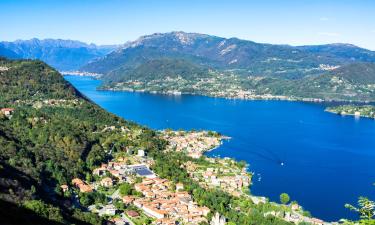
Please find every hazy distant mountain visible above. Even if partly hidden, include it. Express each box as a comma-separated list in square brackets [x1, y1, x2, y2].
[297, 43, 375, 62]
[0, 38, 119, 71]
[0, 44, 20, 59]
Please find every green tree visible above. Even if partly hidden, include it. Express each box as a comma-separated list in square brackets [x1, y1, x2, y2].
[119, 183, 134, 196]
[280, 193, 290, 205]
[345, 197, 375, 221]
[79, 193, 94, 207]
[23, 200, 64, 222]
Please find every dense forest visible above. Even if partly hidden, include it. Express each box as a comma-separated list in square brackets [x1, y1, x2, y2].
[0, 57, 165, 224]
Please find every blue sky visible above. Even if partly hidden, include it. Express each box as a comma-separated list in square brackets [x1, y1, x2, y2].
[1, 0, 375, 50]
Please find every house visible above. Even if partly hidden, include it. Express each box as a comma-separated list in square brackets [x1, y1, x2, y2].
[310, 218, 324, 225]
[1, 108, 14, 117]
[210, 212, 226, 225]
[117, 156, 127, 162]
[176, 183, 184, 191]
[110, 217, 123, 225]
[138, 149, 145, 157]
[71, 178, 93, 193]
[249, 196, 266, 205]
[0, 66, 9, 71]
[93, 164, 108, 176]
[142, 205, 167, 219]
[211, 176, 220, 186]
[60, 184, 69, 192]
[100, 177, 113, 187]
[108, 169, 121, 178]
[122, 196, 135, 204]
[98, 204, 117, 216]
[126, 210, 140, 218]
[155, 218, 177, 225]
[291, 203, 301, 211]
[200, 206, 210, 216]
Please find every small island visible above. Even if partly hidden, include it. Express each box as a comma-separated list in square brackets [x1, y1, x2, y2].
[326, 105, 375, 119]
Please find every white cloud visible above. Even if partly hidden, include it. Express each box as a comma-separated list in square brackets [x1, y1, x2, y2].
[372, 30, 375, 33]
[319, 17, 329, 21]
[318, 32, 340, 37]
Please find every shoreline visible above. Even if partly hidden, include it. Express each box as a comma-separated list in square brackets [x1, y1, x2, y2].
[178, 131, 331, 224]
[63, 75, 356, 223]
[63, 76, 375, 104]
[97, 86, 375, 104]
[325, 109, 375, 120]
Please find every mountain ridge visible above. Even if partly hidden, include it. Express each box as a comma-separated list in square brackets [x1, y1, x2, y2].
[82, 31, 375, 78]
[80, 31, 375, 102]
[0, 38, 120, 71]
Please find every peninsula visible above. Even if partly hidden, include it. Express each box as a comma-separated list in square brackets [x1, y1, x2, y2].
[326, 105, 375, 119]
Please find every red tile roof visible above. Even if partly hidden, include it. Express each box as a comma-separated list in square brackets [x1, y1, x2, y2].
[126, 210, 140, 218]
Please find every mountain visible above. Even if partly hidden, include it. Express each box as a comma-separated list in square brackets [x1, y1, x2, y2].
[325, 62, 375, 84]
[0, 44, 20, 59]
[103, 58, 209, 84]
[0, 57, 164, 224]
[297, 43, 375, 62]
[82, 31, 375, 102]
[82, 31, 375, 79]
[0, 39, 118, 71]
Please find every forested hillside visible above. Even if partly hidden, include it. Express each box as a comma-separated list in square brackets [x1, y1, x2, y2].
[0, 58, 305, 225]
[0, 58, 165, 224]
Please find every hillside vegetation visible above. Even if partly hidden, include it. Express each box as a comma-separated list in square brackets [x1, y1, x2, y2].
[0, 58, 165, 224]
[0, 58, 290, 225]
[0, 58, 309, 225]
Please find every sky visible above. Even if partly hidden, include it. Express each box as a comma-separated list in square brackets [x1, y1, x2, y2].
[1, 0, 375, 50]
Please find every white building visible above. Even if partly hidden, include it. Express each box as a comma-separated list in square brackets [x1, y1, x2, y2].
[210, 212, 226, 225]
[138, 149, 145, 157]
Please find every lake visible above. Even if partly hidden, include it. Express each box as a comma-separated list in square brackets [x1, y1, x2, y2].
[65, 75, 375, 221]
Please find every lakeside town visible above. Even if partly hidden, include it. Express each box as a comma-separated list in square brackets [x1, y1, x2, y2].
[62, 138, 214, 225]
[101, 78, 326, 103]
[60, 71, 103, 78]
[1, 105, 335, 224]
[43, 124, 327, 225]
[0, 79, 353, 225]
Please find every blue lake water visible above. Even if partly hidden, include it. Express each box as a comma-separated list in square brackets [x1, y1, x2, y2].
[65, 75, 375, 221]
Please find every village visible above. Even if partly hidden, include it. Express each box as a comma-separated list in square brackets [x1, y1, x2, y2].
[64, 147, 213, 225]
[183, 158, 251, 197]
[0, 107, 15, 118]
[0, 107, 332, 225]
[161, 130, 225, 158]
[15, 98, 83, 109]
[0, 108, 331, 225]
